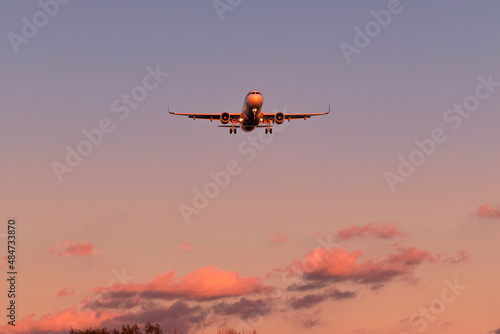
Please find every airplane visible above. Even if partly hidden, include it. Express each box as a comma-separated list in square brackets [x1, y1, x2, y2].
[168, 90, 330, 134]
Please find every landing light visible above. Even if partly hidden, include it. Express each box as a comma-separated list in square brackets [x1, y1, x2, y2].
[239, 118, 243, 122]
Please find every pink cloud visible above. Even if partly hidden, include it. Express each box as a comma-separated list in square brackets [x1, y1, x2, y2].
[95, 265, 273, 300]
[287, 244, 433, 284]
[3, 299, 211, 334]
[2, 266, 271, 334]
[49, 240, 98, 257]
[440, 250, 469, 264]
[1, 307, 121, 334]
[477, 204, 500, 219]
[268, 233, 288, 244]
[178, 241, 194, 250]
[336, 221, 405, 241]
[55, 287, 76, 298]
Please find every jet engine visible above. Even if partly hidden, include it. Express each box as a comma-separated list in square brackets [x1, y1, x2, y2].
[221, 112, 230, 124]
[275, 112, 285, 124]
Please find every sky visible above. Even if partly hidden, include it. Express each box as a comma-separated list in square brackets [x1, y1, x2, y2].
[1, 1, 500, 333]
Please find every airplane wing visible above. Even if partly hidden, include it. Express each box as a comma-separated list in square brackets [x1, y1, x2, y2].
[168, 106, 240, 121]
[261, 105, 330, 122]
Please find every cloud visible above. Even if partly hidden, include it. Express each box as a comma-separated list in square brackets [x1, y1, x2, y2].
[477, 204, 500, 219]
[55, 287, 75, 298]
[213, 297, 274, 320]
[370, 283, 384, 292]
[268, 233, 288, 244]
[441, 250, 469, 264]
[49, 240, 98, 257]
[287, 244, 433, 284]
[178, 241, 194, 250]
[289, 288, 357, 309]
[5, 231, 461, 334]
[1, 307, 122, 334]
[82, 292, 139, 312]
[5, 300, 208, 334]
[94, 265, 273, 302]
[4, 265, 270, 334]
[336, 221, 404, 241]
[286, 281, 330, 292]
[101, 301, 208, 334]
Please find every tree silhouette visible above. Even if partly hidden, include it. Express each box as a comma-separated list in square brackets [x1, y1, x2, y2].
[68, 323, 258, 334]
[68, 322, 165, 334]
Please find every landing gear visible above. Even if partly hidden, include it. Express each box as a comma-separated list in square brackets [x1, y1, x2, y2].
[265, 121, 272, 134]
[229, 120, 237, 134]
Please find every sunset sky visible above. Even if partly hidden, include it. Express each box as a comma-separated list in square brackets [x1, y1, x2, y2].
[1, 1, 500, 334]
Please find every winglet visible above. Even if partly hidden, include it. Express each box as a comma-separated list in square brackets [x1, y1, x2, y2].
[328, 104, 331, 114]
[168, 104, 173, 114]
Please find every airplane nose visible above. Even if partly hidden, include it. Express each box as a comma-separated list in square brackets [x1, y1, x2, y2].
[248, 94, 263, 106]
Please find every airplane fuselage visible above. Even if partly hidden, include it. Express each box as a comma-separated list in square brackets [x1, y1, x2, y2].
[240, 90, 264, 132]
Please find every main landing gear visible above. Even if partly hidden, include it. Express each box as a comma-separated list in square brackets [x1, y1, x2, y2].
[229, 120, 237, 134]
[265, 120, 272, 134]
